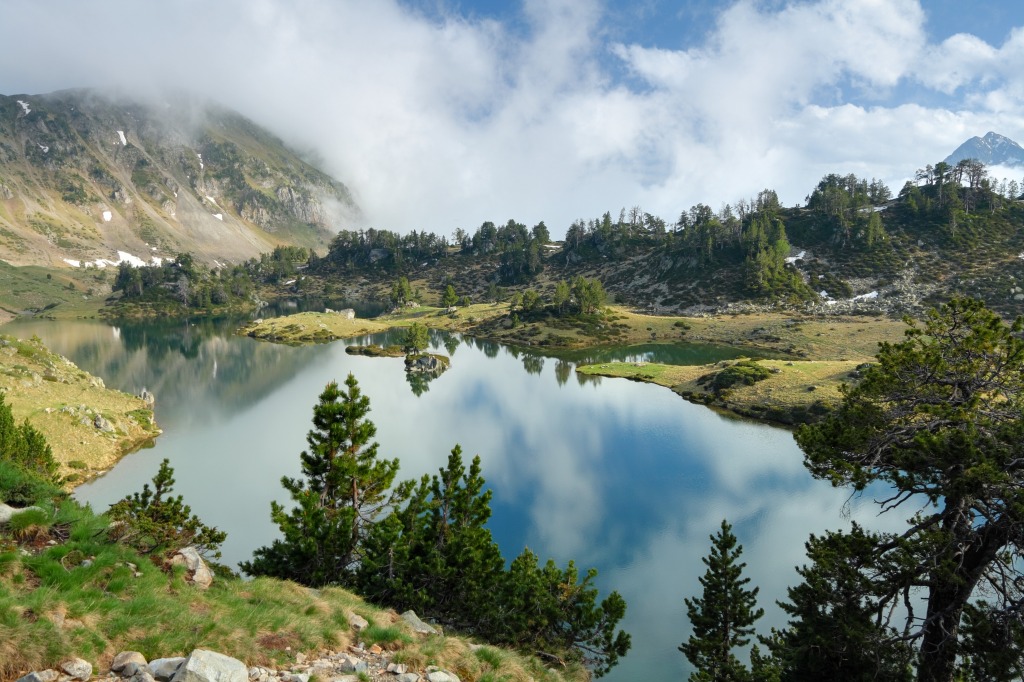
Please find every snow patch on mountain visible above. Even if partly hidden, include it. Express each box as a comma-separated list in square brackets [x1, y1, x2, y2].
[16, 100, 30, 115]
[63, 251, 164, 269]
[117, 130, 127, 146]
[945, 132, 1024, 168]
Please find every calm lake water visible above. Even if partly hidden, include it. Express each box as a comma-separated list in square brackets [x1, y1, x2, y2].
[8, 317, 899, 680]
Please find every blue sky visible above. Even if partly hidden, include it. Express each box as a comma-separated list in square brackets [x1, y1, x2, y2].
[1, 0, 1023, 235]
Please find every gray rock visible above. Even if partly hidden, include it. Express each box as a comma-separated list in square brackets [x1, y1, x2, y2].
[426, 672, 459, 682]
[129, 671, 157, 682]
[347, 612, 368, 631]
[120, 662, 146, 678]
[61, 658, 93, 681]
[94, 414, 115, 432]
[170, 547, 214, 589]
[282, 675, 308, 682]
[148, 657, 187, 681]
[171, 650, 247, 682]
[15, 671, 58, 682]
[337, 656, 367, 674]
[401, 610, 438, 634]
[396, 675, 420, 682]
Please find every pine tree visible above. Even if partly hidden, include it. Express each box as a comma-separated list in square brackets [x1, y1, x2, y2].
[357, 446, 504, 627]
[680, 520, 764, 682]
[242, 374, 411, 586]
[765, 524, 914, 681]
[108, 458, 227, 559]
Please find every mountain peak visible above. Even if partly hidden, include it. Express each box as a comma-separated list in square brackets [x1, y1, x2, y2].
[945, 131, 1024, 167]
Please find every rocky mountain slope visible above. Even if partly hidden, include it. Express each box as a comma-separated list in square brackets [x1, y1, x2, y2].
[945, 131, 1024, 167]
[0, 89, 358, 268]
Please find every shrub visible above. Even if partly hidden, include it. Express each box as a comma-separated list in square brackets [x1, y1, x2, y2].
[107, 459, 226, 558]
[699, 360, 772, 393]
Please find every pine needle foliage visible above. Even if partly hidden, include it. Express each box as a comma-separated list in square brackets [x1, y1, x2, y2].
[242, 374, 411, 587]
[680, 520, 763, 682]
[107, 458, 226, 559]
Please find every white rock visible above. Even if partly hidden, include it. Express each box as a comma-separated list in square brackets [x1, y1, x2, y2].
[171, 650, 247, 682]
[170, 546, 214, 589]
[60, 658, 93, 681]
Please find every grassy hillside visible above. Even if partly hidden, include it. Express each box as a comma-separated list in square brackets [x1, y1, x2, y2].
[0, 89, 358, 268]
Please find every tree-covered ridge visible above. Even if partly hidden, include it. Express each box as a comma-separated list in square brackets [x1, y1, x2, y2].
[101, 154, 1024, 323]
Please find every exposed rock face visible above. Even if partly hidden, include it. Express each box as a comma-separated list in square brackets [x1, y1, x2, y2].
[401, 609, 439, 634]
[0, 90, 360, 266]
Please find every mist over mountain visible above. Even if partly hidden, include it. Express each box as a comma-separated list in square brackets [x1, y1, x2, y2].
[944, 132, 1024, 168]
[0, 88, 359, 267]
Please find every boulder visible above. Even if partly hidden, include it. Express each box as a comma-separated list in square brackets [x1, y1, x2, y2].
[112, 651, 148, 674]
[60, 658, 93, 681]
[347, 612, 368, 631]
[148, 657, 187, 681]
[15, 671, 58, 682]
[401, 610, 438, 635]
[170, 546, 214, 589]
[170, 650, 247, 682]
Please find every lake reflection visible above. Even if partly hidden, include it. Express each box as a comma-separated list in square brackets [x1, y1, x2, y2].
[8, 318, 900, 680]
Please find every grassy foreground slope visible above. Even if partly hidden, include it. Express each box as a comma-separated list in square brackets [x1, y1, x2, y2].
[0, 498, 583, 682]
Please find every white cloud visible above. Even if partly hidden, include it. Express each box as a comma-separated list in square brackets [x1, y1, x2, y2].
[1, 0, 1023, 236]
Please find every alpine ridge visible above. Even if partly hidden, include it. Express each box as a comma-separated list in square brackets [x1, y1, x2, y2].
[0, 89, 359, 268]
[944, 131, 1024, 168]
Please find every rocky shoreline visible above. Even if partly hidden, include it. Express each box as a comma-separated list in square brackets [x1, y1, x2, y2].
[14, 612, 466, 682]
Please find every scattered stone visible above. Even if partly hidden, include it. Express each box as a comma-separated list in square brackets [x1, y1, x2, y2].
[94, 415, 115, 432]
[60, 658, 93, 681]
[347, 612, 369, 631]
[170, 547, 214, 589]
[148, 657, 187, 681]
[171, 650, 247, 682]
[15, 671, 59, 682]
[426, 671, 459, 682]
[401, 610, 438, 635]
[0, 503, 44, 525]
[112, 652, 148, 674]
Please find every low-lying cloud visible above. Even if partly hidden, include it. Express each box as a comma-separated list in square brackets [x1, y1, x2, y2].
[1, 0, 1023, 237]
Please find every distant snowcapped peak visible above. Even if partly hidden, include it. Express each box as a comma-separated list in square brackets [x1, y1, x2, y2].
[945, 131, 1024, 168]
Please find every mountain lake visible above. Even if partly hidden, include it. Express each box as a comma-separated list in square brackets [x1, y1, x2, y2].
[8, 315, 901, 680]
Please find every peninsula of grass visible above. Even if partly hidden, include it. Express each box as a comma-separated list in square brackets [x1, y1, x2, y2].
[243, 304, 909, 425]
[240, 311, 391, 345]
[0, 334, 160, 486]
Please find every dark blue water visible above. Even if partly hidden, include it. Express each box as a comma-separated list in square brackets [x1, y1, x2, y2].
[8, 318, 899, 680]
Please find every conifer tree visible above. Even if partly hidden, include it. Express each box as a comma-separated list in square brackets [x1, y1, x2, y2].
[764, 524, 914, 681]
[680, 519, 764, 682]
[242, 374, 411, 586]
